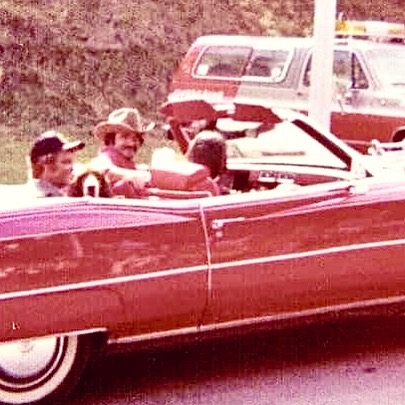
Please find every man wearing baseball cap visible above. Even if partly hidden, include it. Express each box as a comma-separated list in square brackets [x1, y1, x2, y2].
[91, 107, 155, 198]
[28, 130, 85, 197]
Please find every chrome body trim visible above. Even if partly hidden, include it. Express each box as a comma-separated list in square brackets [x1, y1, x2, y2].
[2, 237, 404, 301]
[108, 293, 405, 346]
[0, 328, 107, 345]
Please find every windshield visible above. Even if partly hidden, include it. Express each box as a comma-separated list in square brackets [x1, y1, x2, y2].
[366, 47, 405, 88]
[226, 121, 346, 169]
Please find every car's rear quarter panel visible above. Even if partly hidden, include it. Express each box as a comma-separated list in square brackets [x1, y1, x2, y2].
[0, 202, 208, 342]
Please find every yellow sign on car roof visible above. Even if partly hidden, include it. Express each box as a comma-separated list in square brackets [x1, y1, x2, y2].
[336, 20, 405, 41]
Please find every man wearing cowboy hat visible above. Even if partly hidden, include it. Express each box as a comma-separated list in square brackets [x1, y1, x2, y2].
[28, 130, 86, 197]
[91, 107, 155, 197]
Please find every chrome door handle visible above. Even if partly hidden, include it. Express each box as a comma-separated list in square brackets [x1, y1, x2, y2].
[211, 217, 245, 239]
[212, 217, 246, 229]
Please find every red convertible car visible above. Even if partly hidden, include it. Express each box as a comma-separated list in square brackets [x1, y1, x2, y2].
[1, 100, 405, 404]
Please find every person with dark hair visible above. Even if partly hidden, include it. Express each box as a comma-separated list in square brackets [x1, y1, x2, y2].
[28, 130, 85, 197]
[186, 130, 228, 195]
[91, 107, 155, 197]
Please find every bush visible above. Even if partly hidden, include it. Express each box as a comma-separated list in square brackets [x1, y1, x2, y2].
[0, 0, 403, 183]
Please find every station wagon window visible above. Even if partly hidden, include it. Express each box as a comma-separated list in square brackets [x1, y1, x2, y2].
[244, 49, 291, 81]
[303, 50, 369, 89]
[195, 46, 251, 78]
[365, 48, 405, 88]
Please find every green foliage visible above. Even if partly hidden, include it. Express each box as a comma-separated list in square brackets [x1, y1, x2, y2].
[0, 0, 403, 183]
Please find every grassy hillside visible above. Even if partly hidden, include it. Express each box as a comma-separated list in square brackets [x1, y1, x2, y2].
[0, 0, 404, 182]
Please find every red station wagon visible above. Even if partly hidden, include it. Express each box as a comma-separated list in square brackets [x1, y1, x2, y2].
[0, 99, 405, 404]
[167, 21, 405, 149]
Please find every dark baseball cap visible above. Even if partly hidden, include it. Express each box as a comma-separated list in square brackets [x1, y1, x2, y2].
[30, 130, 85, 163]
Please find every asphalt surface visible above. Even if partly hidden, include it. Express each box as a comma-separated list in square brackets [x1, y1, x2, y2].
[70, 317, 405, 405]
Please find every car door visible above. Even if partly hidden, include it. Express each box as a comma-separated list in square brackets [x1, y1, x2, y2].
[201, 181, 405, 328]
[0, 200, 208, 342]
[297, 48, 398, 146]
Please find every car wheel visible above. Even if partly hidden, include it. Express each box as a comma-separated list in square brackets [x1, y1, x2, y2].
[0, 334, 90, 405]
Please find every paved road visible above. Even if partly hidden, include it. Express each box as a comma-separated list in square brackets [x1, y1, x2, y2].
[70, 318, 405, 404]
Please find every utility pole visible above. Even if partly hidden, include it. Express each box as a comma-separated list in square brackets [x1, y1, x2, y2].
[308, 0, 337, 130]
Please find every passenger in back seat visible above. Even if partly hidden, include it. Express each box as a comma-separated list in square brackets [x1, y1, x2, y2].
[28, 130, 85, 197]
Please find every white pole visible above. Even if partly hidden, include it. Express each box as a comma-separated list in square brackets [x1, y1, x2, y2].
[308, 0, 338, 130]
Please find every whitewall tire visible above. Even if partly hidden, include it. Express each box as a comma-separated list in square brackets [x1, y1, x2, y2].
[0, 335, 90, 405]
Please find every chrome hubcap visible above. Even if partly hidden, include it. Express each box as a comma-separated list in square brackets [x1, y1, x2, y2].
[0, 336, 60, 382]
